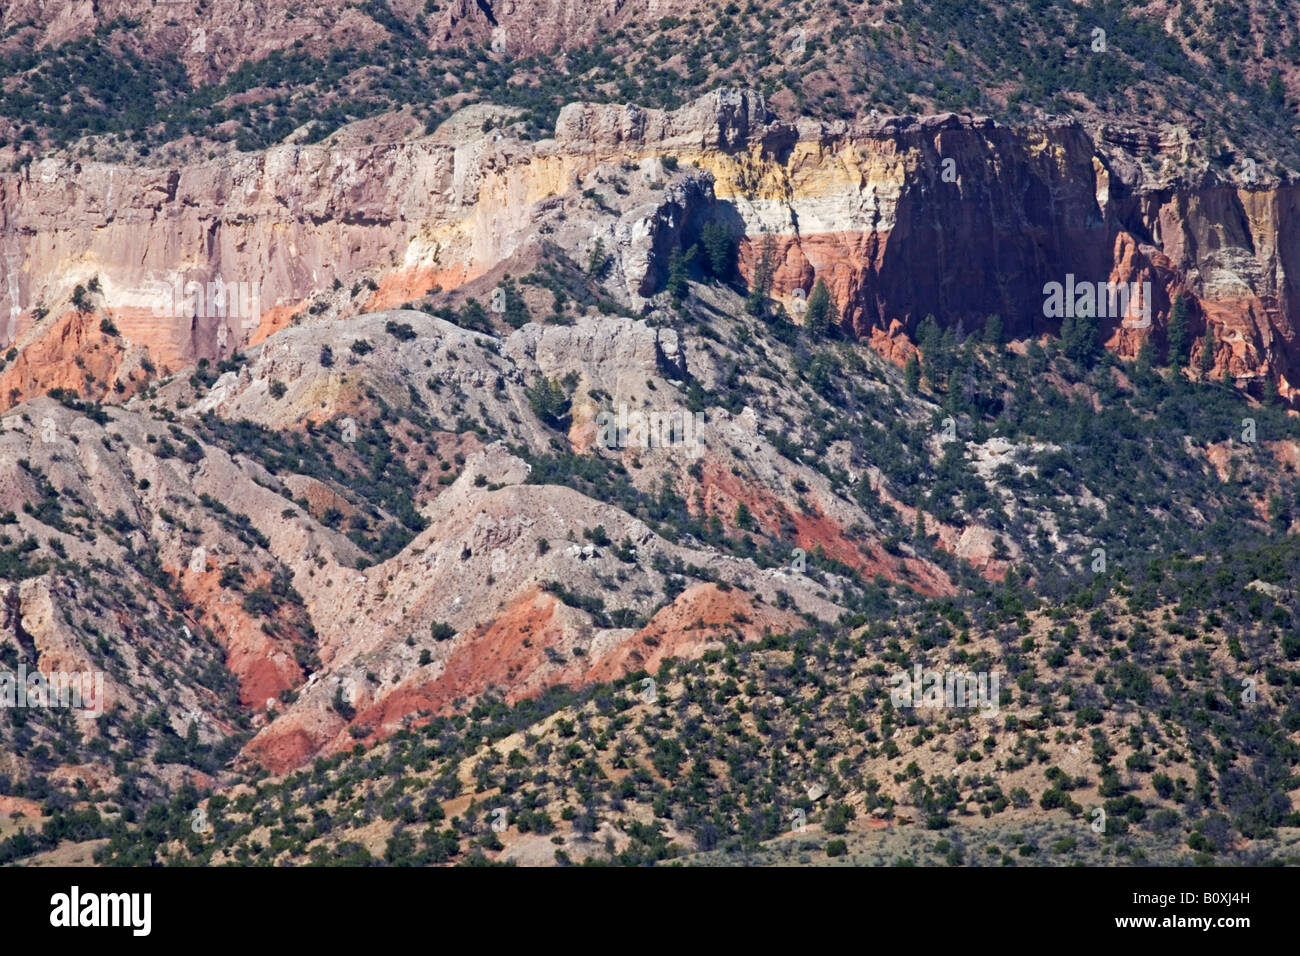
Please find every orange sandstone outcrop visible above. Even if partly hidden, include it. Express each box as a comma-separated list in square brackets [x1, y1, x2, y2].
[245, 581, 804, 773]
[869, 319, 919, 369]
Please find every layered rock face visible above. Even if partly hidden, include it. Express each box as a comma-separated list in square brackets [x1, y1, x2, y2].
[0, 99, 720, 406]
[516, 92, 1300, 398]
[676, 106, 1297, 397]
[3, 88, 1298, 407]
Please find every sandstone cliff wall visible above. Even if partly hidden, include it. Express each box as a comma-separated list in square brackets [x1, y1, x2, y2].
[2, 89, 1297, 405]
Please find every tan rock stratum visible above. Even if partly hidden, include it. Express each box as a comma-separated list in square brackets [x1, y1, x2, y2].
[3, 91, 1298, 409]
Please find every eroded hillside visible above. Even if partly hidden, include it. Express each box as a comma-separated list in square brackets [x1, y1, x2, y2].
[3, 233, 1300, 864]
[1, 12, 1300, 866]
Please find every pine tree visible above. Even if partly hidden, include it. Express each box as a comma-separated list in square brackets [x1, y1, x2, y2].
[918, 315, 947, 385]
[499, 278, 531, 329]
[666, 245, 696, 303]
[1268, 69, 1286, 106]
[904, 353, 921, 392]
[1167, 294, 1189, 368]
[983, 314, 1003, 347]
[1134, 338, 1156, 381]
[1199, 325, 1215, 377]
[745, 233, 776, 317]
[1061, 311, 1098, 366]
[700, 223, 735, 280]
[804, 278, 838, 337]
[586, 239, 608, 277]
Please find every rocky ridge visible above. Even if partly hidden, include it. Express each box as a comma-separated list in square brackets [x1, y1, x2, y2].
[3, 89, 1299, 409]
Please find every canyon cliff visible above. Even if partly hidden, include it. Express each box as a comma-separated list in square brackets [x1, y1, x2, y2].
[2, 89, 1296, 409]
